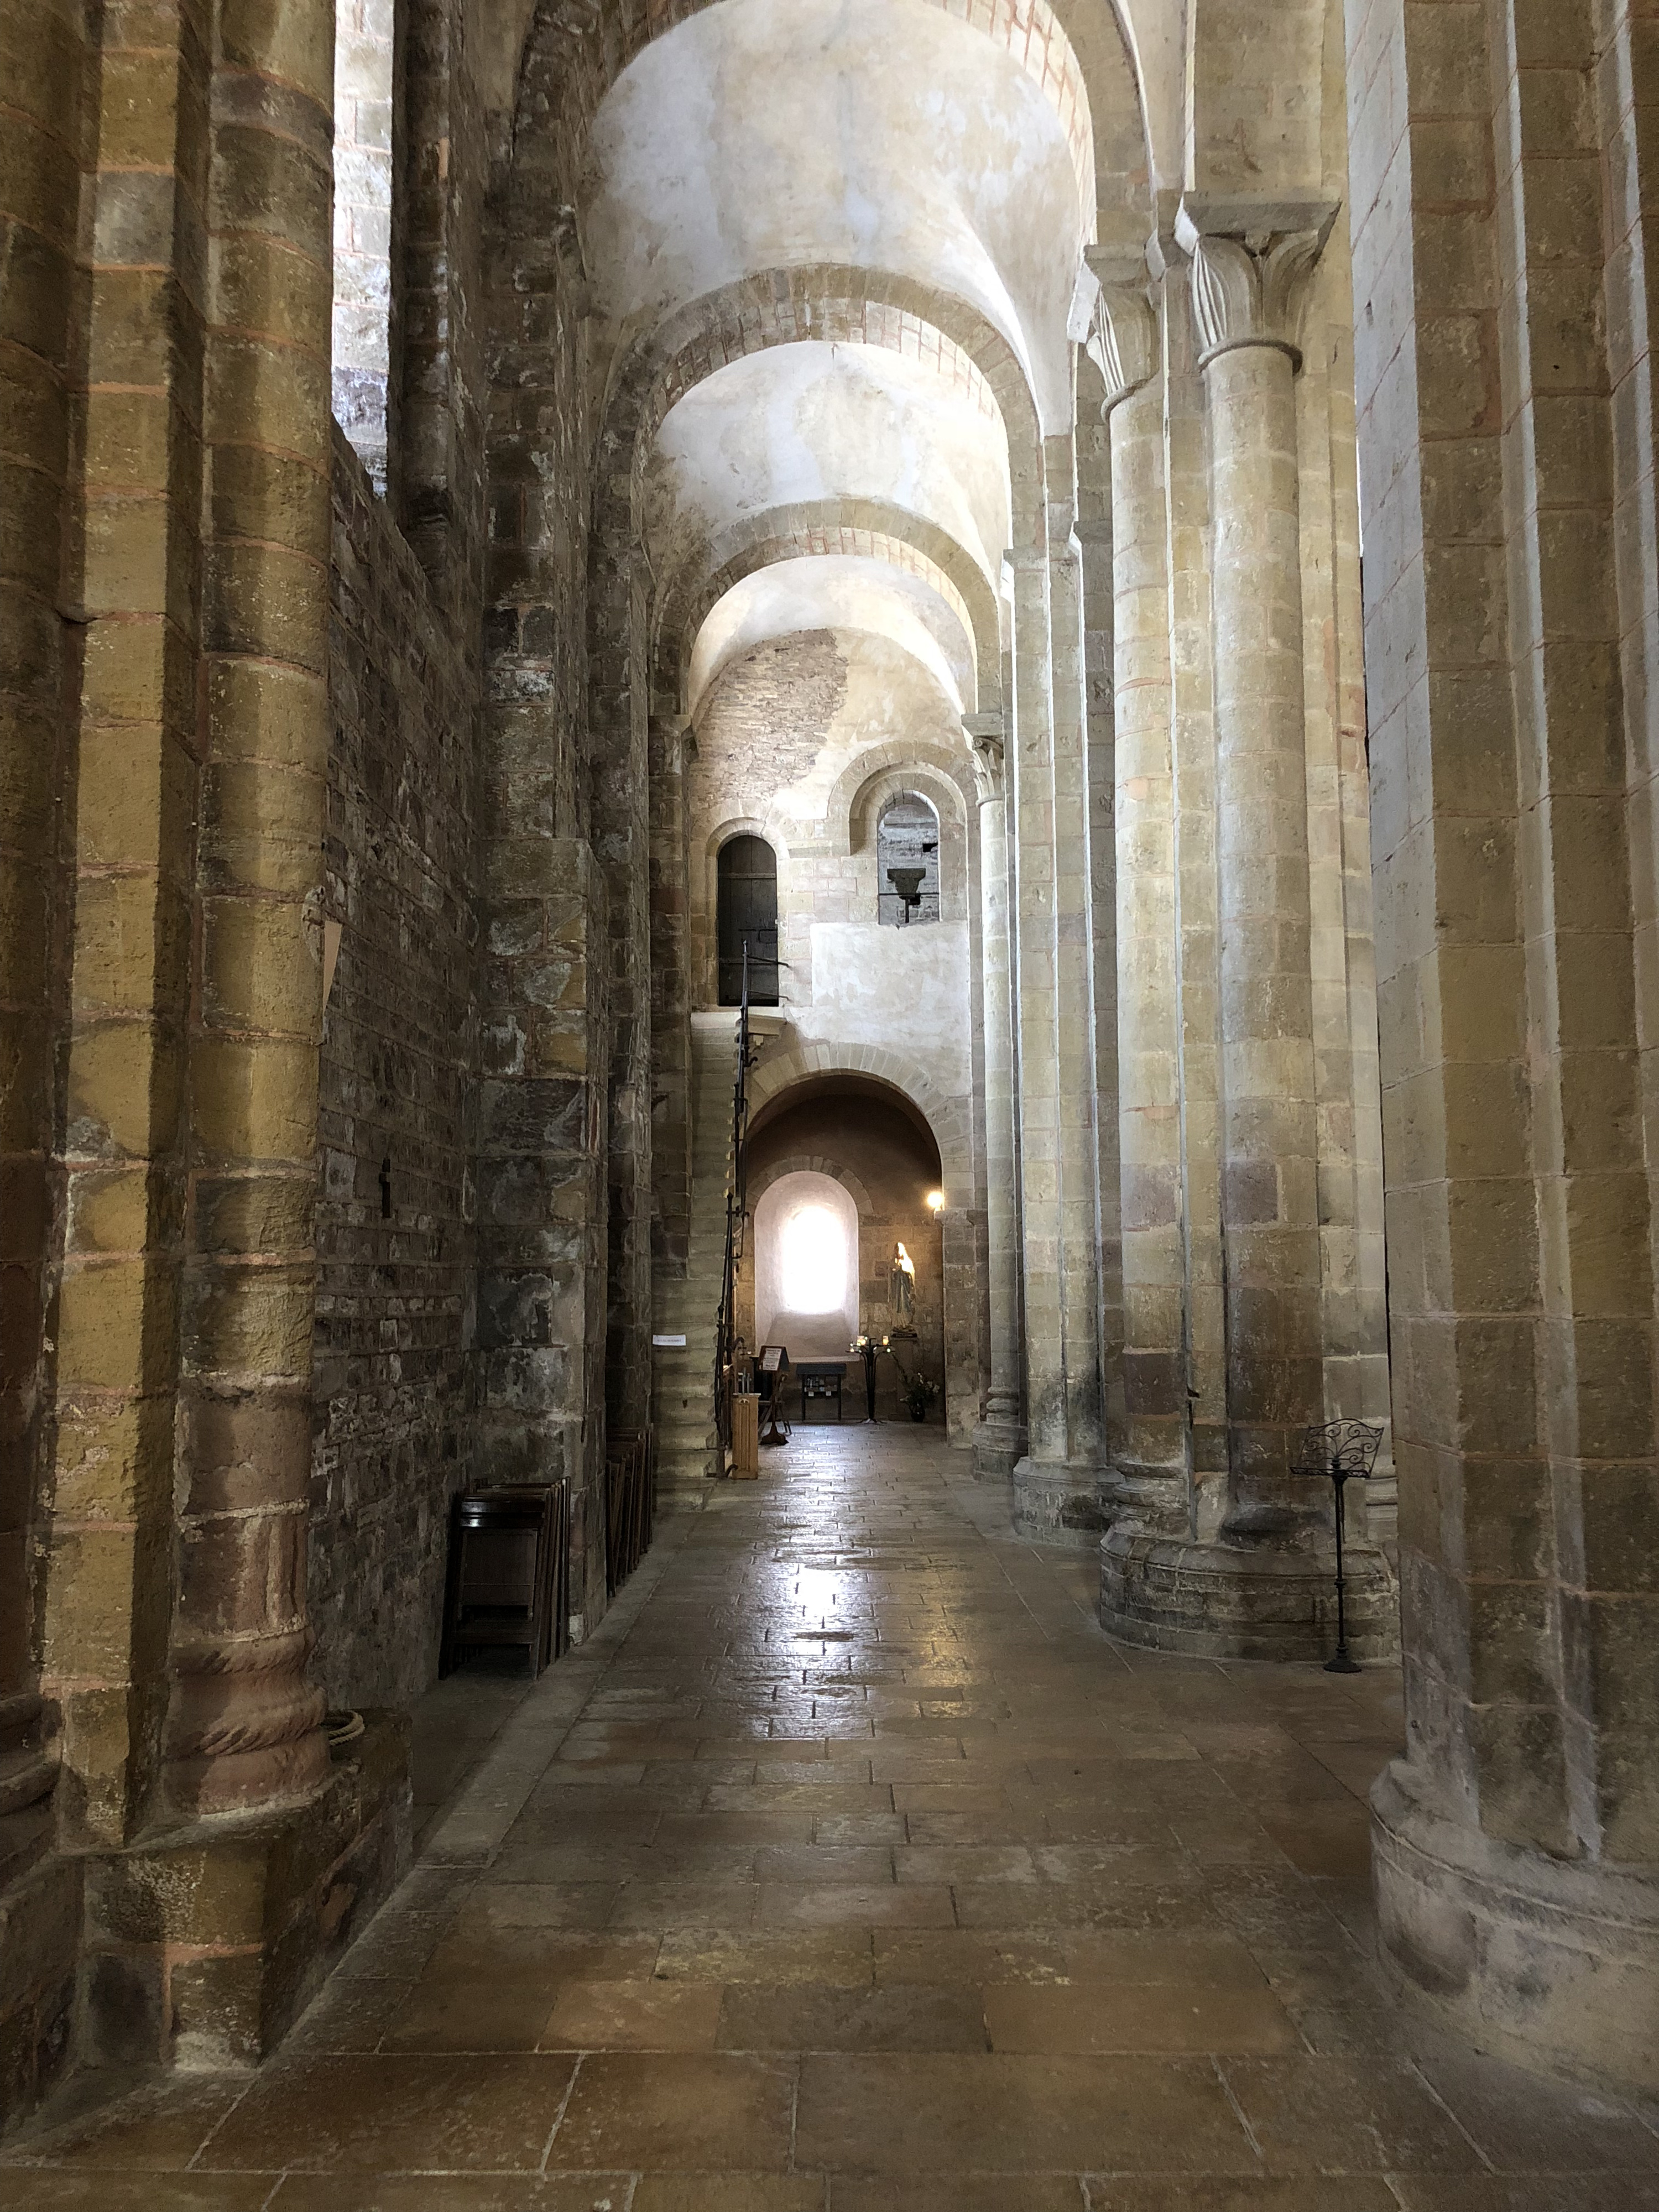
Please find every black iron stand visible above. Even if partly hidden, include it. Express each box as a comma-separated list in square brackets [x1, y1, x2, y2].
[860, 1343, 878, 1423]
[1325, 1465, 1361, 1674]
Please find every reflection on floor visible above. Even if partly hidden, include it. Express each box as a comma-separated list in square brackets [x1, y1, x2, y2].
[7, 1427, 1658, 2208]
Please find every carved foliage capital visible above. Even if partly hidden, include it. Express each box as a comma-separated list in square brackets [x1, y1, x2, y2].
[1085, 280, 1157, 419]
[963, 712, 1005, 802]
[1175, 199, 1338, 371]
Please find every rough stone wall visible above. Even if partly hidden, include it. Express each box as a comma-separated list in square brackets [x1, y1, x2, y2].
[310, 429, 481, 1710]
[0, 0, 85, 2126]
[481, 60, 618, 1628]
[403, 0, 490, 637]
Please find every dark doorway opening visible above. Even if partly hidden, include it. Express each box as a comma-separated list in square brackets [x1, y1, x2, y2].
[717, 834, 779, 1005]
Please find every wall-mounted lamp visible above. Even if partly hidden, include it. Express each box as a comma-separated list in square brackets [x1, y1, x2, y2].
[926, 1190, 945, 1214]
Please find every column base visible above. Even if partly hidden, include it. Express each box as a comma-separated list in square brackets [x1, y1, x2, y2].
[1012, 1457, 1110, 1547]
[1100, 1523, 1397, 1661]
[1372, 1760, 1659, 2095]
[972, 1414, 1025, 1481]
[80, 1708, 410, 2072]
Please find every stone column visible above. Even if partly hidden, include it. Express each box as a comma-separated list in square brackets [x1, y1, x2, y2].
[967, 714, 1024, 1477]
[1008, 538, 1107, 1541]
[1088, 267, 1188, 1531]
[1047, 478, 1109, 1483]
[1008, 544, 1064, 1481]
[164, 0, 339, 1821]
[29, 0, 410, 2081]
[1348, 0, 1659, 2093]
[1101, 202, 1392, 1657]
[0, 0, 91, 2125]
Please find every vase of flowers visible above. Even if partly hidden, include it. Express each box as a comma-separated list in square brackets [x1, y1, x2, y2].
[902, 1372, 940, 1423]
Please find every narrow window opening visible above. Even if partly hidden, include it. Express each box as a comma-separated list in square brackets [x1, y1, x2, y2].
[877, 795, 940, 926]
[333, 0, 397, 493]
[780, 1204, 848, 1316]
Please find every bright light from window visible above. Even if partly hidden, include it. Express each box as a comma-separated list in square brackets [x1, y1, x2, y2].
[780, 1205, 847, 1314]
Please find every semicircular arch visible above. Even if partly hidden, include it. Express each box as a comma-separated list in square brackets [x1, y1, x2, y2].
[660, 502, 999, 716]
[611, 268, 1044, 554]
[822, 742, 979, 859]
[509, 0, 1101, 242]
[746, 1047, 971, 1197]
[747, 1154, 876, 1219]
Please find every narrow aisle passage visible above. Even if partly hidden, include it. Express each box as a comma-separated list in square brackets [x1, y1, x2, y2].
[7, 1431, 1658, 2207]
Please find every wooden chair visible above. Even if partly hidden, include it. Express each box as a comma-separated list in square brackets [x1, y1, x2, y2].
[440, 1482, 568, 1679]
[606, 1425, 656, 1594]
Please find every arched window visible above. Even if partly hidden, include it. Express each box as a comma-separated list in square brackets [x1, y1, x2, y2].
[717, 835, 779, 1006]
[877, 795, 940, 927]
[333, 0, 397, 493]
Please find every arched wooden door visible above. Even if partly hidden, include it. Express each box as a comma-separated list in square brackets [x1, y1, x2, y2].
[717, 835, 779, 1006]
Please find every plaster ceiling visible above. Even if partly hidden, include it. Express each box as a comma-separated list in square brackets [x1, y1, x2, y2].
[686, 556, 977, 723]
[643, 343, 1012, 596]
[571, 0, 1151, 739]
[583, 0, 1091, 431]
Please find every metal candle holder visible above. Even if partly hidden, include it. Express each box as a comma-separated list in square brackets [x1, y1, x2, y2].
[1292, 1419, 1384, 1673]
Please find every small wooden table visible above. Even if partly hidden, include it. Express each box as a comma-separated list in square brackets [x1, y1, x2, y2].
[797, 1361, 847, 1423]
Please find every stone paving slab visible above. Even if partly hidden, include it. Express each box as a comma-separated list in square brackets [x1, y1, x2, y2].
[4, 1430, 1658, 2206]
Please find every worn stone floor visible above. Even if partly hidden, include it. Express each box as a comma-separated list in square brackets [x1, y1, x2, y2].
[7, 1427, 1659, 2209]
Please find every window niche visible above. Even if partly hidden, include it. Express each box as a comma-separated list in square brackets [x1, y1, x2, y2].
[876, 794, 940, 927]
[332, 0, 399, 496]
[717, 834, 780, 1005]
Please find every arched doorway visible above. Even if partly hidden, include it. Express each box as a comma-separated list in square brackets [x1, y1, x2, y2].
[716, 833, 779, 1005]
[741, 1076, 951, 1425]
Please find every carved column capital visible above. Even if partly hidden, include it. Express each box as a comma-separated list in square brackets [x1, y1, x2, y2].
[1175, 197, 1338, 372]
[1082, 248, 1158, 419]
[963, 712, 1005, 802]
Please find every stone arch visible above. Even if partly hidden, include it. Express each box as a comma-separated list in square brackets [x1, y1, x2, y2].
[703, 814, 791, 870]
[658, 499, 1000, 716]
[510, 0, 1099, 240]
[605, 265, 1046, 552]
[823, 743, 978, 859]
[748, 1154, 876, 1219]
[746, 1047, 972, 1201]
[1050, 0, 1162, 230]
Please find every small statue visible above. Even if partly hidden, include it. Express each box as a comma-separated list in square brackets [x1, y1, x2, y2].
[890, 1241, 916, 1323]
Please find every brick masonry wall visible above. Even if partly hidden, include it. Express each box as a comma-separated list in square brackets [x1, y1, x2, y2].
[311, 429, 482, 1709]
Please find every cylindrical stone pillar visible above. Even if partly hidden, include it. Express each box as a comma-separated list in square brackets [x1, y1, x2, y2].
[968, 718, 1024, 1477]
[1100, 208, 1393, 1659]
[1204, 305, 1324, 1528]
[1091, 277, 1187, 1527]
[1047, 524, 1108, 1479]
[164, 0, 336, 1818]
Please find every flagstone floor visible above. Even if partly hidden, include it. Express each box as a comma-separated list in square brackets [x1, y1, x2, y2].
[6, 1426, 1657, 2209]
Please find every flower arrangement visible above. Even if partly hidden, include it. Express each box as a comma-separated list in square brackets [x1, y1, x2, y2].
[901, 1370, 940, 1422]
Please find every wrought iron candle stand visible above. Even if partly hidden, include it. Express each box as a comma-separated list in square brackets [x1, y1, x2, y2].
[854, 1336, 880, 1422]
[1292, 1419, 1384, 1673]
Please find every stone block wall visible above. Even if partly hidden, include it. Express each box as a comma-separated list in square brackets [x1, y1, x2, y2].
[310, 429, 482, 1711]
[0, 0, 84, 2127]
